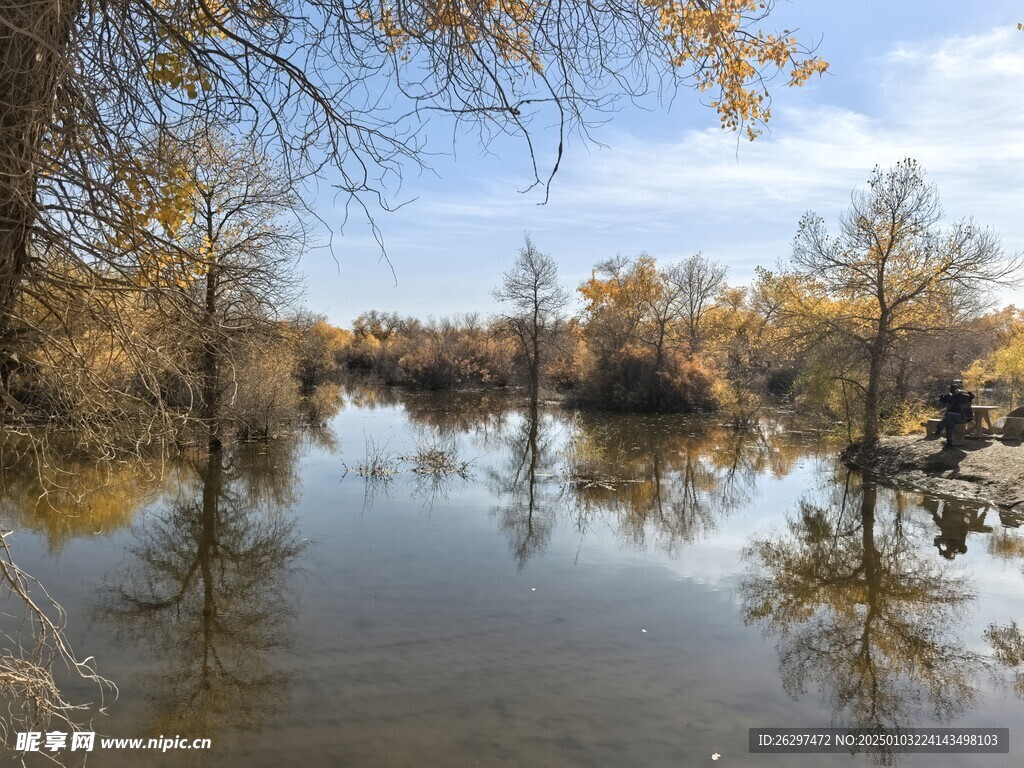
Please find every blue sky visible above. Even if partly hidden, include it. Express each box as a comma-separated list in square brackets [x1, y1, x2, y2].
[300, 1, 1024, 325]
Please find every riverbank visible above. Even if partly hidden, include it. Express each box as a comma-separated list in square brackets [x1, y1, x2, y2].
[842, 435, 1024, 510]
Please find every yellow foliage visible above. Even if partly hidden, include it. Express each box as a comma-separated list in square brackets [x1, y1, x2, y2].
[882, 399, 933, 436]
[109, 154, 200, 284]
[360, 0, 825, 136]
[578, 255, 663, 359]
[970, 308, 1024, 407]
[362, 0, 545, 70]
[147, 0, 234, 97]
[647, 0, 828, 137]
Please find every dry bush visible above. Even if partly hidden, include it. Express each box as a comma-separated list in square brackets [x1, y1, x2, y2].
[881, 399, 935, 436]
[396, 318, 516, 390]
[575, 347, 717, 412]
[223, 342, 302, 440]
[399, 431, 473, 478]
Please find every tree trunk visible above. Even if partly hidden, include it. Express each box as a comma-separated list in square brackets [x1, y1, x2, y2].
[529, 304, 540, 406]
[863, 353, 882, 443]
[863, 323, 889, 443]
[0, 1, 78, 395]
[202, 264, 222, 449]
[651, 337, 664, 410]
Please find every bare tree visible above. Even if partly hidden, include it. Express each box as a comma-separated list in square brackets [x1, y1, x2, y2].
[136, 124, 305, 449]
[786, 159, 1022, 442]
[668, 252, 728, 353]
[493, 234, 569, 402]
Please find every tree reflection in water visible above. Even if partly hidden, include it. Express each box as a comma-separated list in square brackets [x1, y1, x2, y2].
[487, 402, 560, 567]
[0, 446, 171, 549]
[563, 413, 812, 553]
[101, 440, 305, 736]
[481, 403, 827, 563]
[985, 518, 1024, 699]
[342, 388, 835, 565]
[342, 381, 515, 439]
[741, 473, 983, 762]
[985, 621, 1024, 698]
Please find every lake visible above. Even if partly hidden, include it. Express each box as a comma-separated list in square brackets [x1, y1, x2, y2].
[3, 386, 1023, 766]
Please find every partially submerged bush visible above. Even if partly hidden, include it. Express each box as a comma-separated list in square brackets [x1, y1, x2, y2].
[399, 432, 473, 478]
[224, 341, 303, 440]
[575, 348, 717, 412]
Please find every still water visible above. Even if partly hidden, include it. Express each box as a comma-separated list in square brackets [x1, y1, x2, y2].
[3, 386, 1024, 766]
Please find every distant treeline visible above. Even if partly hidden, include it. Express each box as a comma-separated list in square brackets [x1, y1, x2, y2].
[297, 247, 1024, 432]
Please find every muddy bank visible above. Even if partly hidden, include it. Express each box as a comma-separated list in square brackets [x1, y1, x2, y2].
[842, 435, 1024, 510]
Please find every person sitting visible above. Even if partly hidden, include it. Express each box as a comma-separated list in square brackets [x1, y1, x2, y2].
[937, 381, 974, 448]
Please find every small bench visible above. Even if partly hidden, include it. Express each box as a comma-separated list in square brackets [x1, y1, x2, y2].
[925, 418, 967, 445]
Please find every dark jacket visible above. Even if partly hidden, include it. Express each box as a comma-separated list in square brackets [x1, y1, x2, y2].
[940, 390, 975, 419]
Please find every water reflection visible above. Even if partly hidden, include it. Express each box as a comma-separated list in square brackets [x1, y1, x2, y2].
[345, 388, 836, 560]
[920, 495, 994, 560]
[101, 441, 304, 735]
[984, 519, 1024, 699]
[487, 402, 560, 567]
[342, 381, 514, 437]
[4, 387, 1024, 766]
[986, 621, 1024, 698]
[563, 414, 819, 552]
[742, 474, 983, 761]
[0, 446, 171, 549]
[401, 391, 515, 437]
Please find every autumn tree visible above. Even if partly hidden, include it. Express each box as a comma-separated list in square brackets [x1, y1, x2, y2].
[709, 282, 785, 424]
[348, 310, 412, 379]
[396, 314, 517, 390]
[780, 160, 1020, 442]
[137, 125, 304, 448]
[578, 253, 719, 410]
[290, 313, 350, 393]
[493, 235, 569, 402]
[1, 0, 828, 415]
[966, 308, 1024, 409]
[352, 311, 407, 347]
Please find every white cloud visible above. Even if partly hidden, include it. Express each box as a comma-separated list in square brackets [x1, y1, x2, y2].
[552, 28, 1024, 260]
[310, 27, 1024, 321]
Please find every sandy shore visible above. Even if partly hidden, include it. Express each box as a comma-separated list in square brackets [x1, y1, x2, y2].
[842, 435, 1024, 510]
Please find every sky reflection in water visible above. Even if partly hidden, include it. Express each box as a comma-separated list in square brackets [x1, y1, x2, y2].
[2, 387, 1024, 766]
